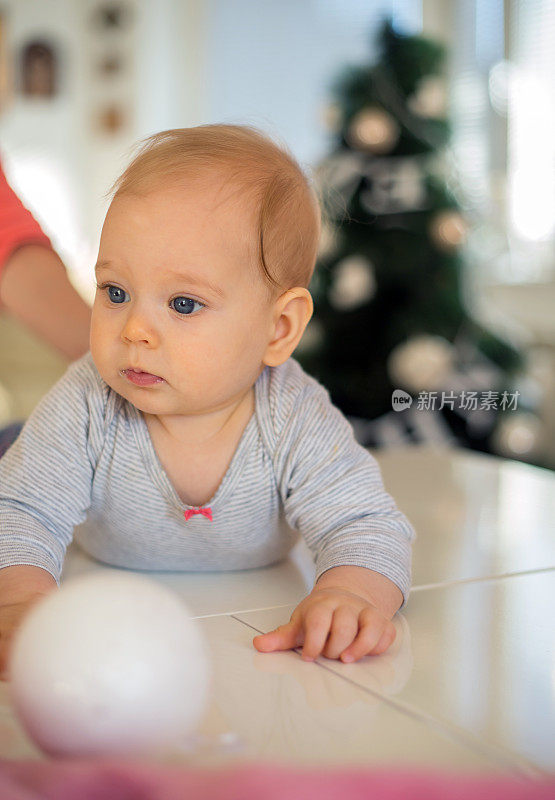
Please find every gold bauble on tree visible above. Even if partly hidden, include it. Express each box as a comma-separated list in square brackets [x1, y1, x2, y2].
[408, 76, 447, 118]
[346, 108, 400, 154]
[429, 210, 468, 252]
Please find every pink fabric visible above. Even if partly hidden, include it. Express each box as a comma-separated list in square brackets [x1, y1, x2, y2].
[0, 760, 553, 800]
[183, 507, 213, 521]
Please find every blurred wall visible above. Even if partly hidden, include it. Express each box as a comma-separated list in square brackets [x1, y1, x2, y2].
[0, 0, 421, 300]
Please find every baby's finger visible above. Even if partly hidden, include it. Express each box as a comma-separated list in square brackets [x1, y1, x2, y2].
[253, 616, 303, 653]
[371, 624, 397, 655]
[341, 617, 395, 663]
[322, 605, 359, 660]
[301, 606, 334, 661]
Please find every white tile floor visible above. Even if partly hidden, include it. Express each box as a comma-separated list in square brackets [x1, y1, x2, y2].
[0, 445, 552, 778]
[0, 314, 554, 777]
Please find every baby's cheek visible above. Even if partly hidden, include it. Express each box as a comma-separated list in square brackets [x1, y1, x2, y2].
[89, 323, 106, 358]
[200, 330, 236, 366]
[90, 310, 106, 345]
[89, 323, 115, 376]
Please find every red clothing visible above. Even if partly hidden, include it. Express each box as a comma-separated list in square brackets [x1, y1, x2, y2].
[0, 156, 52, 282]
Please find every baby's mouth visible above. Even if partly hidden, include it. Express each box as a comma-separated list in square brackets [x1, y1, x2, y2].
[120, 368, 165, 386]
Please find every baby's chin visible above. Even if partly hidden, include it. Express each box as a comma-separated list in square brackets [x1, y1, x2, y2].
[100, 370, 197, 418]
[113, 373, 169, 407]
[90, 359, 162, 406]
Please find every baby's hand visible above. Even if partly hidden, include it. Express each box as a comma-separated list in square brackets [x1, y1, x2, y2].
[252, 586, 396, 663]
[0, 566, 58, 681]
[0, 596, 46, 680]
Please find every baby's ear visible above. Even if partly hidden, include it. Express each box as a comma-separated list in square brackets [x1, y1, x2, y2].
[263, 288, 313, 367]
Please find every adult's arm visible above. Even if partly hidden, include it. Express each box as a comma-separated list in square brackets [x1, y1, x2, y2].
[0, 158, 91, 360]
[0, 245, 91, 361]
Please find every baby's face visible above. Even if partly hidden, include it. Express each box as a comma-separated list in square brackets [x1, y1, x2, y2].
[90, 178, 277, 420]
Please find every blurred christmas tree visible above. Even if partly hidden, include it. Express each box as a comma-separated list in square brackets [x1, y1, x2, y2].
[297, 17, 530, 458]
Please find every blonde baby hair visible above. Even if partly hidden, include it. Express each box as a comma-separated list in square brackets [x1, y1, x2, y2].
[105, 123, 323, 300]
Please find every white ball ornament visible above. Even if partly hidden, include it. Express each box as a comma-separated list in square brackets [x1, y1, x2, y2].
[328, 255, 376, 311]
[491, 413, 542, 460]
[388, 334, 455, 392]
[9, 572, 211, 758]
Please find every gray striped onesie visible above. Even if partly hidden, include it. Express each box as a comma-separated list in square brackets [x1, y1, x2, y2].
[0, 352, 415, 606]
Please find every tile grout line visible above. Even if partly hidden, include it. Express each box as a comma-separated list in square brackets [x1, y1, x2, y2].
[190, 568, 555, 620]
[230, 614, 547, 781]
[191, 601, 299, 620]
[410, 566, 555, 594]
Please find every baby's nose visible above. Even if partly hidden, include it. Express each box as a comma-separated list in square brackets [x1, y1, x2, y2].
[120, 309, 157, 345]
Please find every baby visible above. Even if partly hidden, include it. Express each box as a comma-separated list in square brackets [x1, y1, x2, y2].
[0, 124, 415, 676]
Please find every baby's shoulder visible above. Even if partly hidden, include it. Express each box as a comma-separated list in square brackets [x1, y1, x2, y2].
[56, 351, 105, 398]
[261, 357, 332, 442]
[63, 350, 102, 385]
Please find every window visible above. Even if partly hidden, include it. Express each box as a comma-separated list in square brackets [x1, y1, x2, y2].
[449, 0, 555, 283]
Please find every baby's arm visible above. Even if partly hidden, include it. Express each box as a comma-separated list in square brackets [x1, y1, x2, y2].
[254, 380, 415, 662]
[0, 356, 98, 672]
[0, 565, 57, 678]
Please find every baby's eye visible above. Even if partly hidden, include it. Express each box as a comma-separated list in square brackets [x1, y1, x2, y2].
[102, 285, 129, 304]
[171, 296, 204, 316]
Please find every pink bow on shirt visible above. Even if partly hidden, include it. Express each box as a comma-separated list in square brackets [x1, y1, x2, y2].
[183, 507, 213, 522]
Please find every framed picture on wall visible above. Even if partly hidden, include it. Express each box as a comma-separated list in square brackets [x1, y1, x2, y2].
[96, 103, 126, 134]
[20, 40, 58, 98]
[92, 3, 133, 31]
